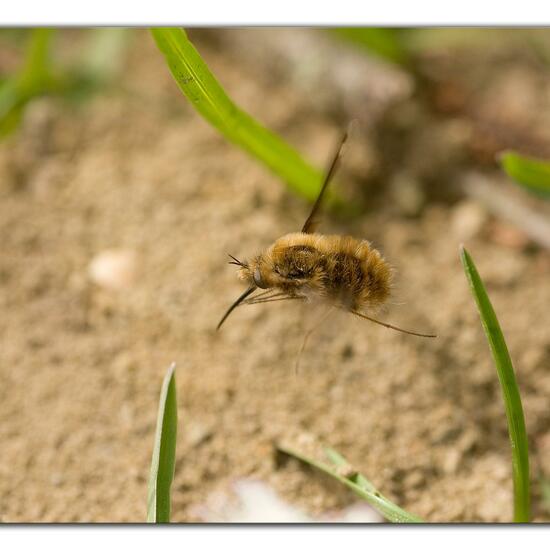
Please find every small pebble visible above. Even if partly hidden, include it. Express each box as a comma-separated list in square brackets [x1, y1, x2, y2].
[88, 249, 137, 291]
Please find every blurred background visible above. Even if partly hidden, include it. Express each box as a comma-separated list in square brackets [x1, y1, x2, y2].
[1, 28, 550, 522]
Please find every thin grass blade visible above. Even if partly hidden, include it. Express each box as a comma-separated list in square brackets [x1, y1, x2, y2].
[147, 363, 178, 523]
[18, 28, 55, 95]
[499, 150, 550, 199]
[278, 444, 422, 523]
[150, 28, 326, 202]
[324, 447, 377, 492]
[460, 246, 530, 522]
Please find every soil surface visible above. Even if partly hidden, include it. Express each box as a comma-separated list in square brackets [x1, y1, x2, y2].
[1, 28, 550, 523]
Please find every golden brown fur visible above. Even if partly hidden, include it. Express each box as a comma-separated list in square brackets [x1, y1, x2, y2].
[218, 129, 434, 337]
[238, 232, 392, 312]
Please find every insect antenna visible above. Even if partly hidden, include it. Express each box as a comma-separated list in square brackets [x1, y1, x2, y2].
[217, 286, 257, 330]
[349, 310, 437, 338]
[301, 128, 349, 234]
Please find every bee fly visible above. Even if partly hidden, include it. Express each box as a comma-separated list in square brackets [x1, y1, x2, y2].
[217, 130, 436, 339]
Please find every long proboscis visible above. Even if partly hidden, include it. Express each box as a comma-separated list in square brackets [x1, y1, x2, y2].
[216, 286, 257, 331]
[350, 310, 437, 338]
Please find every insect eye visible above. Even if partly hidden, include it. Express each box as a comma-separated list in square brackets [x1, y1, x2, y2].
[253, 267, 268, 289]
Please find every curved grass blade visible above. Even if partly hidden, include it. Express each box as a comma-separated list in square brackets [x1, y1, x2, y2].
[499, 150, 550, 199]
[278, 444, 422, 523]
[147, 363, 178, 523]
[150, 28, 326, 203]
[460, 246, 530, 522]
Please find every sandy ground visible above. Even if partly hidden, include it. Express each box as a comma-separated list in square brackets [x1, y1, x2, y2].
[1, 29, 550, 523]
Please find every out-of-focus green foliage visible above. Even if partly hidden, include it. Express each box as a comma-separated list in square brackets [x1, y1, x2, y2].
[80, 28, 129, 85]
[0, 28, 130, 138]
[500, 150, 550, 199]
[331, 28, 550, 73]
[330, 28, 411, 65]
[0, 29, 57, 135]
[541, 479, 550, 514]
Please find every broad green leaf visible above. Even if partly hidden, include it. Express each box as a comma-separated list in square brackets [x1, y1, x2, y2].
[147, 363, 178, 523]
[500, 150, 550, 199]
[460, 246, 530, 522]
[278, 444, 422, 523]
[151, 28, 326, 202]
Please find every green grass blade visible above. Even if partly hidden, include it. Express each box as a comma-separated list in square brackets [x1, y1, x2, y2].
[18, 28, 55, 94]
[460, 246, 530, 522]
[147, 363, 178, 523]
[150, 28, 325, 202]
[0, 80, 21, 134]
[278, 444, 423, 523]
[324, 447, 377, 492]
[0, 29, 58, 136]
[499, 150, 550, 199]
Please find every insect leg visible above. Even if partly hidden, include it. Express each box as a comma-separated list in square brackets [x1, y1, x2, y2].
[245, 294, 305, 305]
[348, 309, 437, 338]
[242, 288, 279, 302]
[295, 306, 334, 374]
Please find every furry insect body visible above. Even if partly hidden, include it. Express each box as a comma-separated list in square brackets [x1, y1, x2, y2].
[217, 128, 436, 338]
[238, 232, 392, 313]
